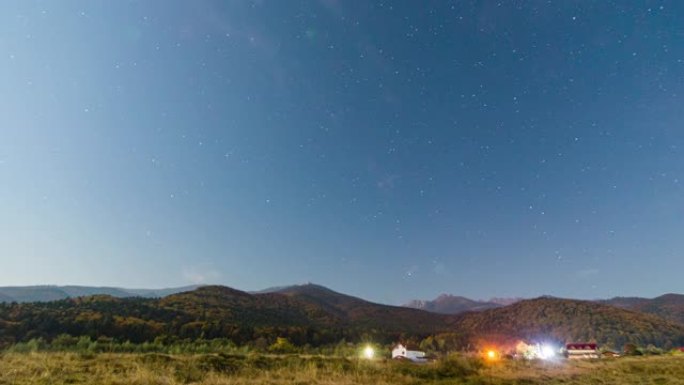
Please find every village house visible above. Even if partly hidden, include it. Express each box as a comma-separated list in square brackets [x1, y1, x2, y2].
[565, 343, 600, 359]
[391, 343, 427, 362]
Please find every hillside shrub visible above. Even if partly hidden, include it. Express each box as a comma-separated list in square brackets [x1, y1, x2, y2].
[392, 354, 483, 380]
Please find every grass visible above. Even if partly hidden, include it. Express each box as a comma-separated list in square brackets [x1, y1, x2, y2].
[1, 352, 684, 385]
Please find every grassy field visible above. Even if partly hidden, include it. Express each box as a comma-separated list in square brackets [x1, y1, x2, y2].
[1, 352, 684, 385]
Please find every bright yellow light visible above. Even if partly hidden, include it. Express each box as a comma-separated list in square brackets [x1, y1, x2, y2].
[363, 346, 375, 359]
[487, 350, 497, 360]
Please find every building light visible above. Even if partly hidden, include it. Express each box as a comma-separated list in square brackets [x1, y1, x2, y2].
[539, 344, 556, 360]
[363, 345, 375, 359]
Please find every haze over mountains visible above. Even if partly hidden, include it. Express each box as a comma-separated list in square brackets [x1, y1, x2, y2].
[0, 285, 202, 303]
[1, 284, 684, 350]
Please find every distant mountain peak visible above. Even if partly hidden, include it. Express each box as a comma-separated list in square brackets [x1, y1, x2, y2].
[487, 297, 524, 306]
[435, 293, 470, 301]
[656, 293, 684, 301]
[261, 283, 352, 298]
[254, 282, 334, 294]
[190, 285, 251, 297]
[404, 294, 502, 315]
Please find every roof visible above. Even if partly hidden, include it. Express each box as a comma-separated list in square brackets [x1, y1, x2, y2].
[393, 343, 421, 351]
[566, 343, 597, 350]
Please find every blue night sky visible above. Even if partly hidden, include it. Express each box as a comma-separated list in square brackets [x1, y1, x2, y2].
[1, 1, 683, 305]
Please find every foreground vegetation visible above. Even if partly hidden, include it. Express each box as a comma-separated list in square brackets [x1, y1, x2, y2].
[3, 286, 684, 383]
[1, 352, 684, 385]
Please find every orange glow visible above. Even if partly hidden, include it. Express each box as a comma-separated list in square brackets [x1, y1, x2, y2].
[486, 350, 497, 360]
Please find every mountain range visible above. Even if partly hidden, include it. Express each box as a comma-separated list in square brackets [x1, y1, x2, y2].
[0, 285, 202, 303]
[404, 294, 505, 314]
[406, 293, 684, 324]
[1, 284, 683, 350]
[3, 285, 683, 326]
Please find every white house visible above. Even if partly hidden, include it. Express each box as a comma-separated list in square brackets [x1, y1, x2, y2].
[565, 343, 599, 359]
[392, 344, 427, 362]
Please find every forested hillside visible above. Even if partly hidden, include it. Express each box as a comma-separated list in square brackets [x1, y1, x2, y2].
[1, 286, 683, 350]
[602, 294, 684, 325]
[453, 297, 684, 349]
[0, 285, 449, 349]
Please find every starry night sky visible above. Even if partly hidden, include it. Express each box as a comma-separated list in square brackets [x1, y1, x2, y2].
[1, 1, 683, 304]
